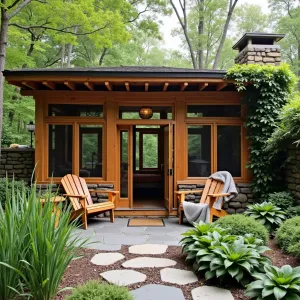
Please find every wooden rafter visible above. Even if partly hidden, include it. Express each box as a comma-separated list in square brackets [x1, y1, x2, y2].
[145, 82, 149, 92]
[105, 81, 112, 91]
[84, 82, 94, 91]
[163, 82, 169, 92]
[180, 82, 188, 91]
[216, 82, 227, 91]
[64, 81, 76, 90]
[42, 81, 56, 90]
[199, 82, 208, 91]
[125, 82, 130, 92]
[7, 81, 25, 89]
[22, 81, 38, 90]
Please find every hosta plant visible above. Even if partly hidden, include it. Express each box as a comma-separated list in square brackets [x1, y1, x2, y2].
[245, 202, 286, 232]
[245, 265, 300, 300]
[195, 238, 271, 286]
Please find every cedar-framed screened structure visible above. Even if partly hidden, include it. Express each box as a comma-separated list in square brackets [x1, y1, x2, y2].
[4, 66, 250, 216]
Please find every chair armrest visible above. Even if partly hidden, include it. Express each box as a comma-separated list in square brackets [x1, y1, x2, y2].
[207, 193, 231, 197]
[63, 194, 88, 198]
[174, 190, 203, 195]
[89, 190, 119, 195]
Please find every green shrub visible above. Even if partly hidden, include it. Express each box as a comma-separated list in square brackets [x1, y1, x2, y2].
[268, 191, 294, 211]
[214, 214, 269, 245]
[276, 216, 300, 253]
[245, 202, 286, 232]
[245, 264, 300, 299]
[0, 180, 86, 300]
[286, 206, 300, 218]
[66, 281, 133, 300]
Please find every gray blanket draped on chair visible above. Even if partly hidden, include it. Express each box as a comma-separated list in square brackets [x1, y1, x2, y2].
[182, 171, 238, 224]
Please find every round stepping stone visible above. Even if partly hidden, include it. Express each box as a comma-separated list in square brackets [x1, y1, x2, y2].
[122, 257, 176, 268]
[160, 268, 198, 285]
[192, 286, 234, 300]
[91, 253, 124, 266]
[131, 284, 184, 300]
[100, 270, 146, 286]
[129, 244, 168, 255]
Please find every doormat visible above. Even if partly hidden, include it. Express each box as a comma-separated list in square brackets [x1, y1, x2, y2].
[127, 218, 165, 227]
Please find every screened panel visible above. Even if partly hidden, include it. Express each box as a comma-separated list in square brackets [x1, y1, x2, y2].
[187, 105, 241, 117]
[48, 125, 73, 177]
[49, 104, 103, 117]
[217, 126, 241, 177]
[142, 133, 159, 169]
[120, 131, 129, 198]
[79, 125, 103, 177]
[188, 125, 211, 177]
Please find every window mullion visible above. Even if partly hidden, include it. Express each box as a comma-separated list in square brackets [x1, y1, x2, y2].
[73, 122, 79, 176]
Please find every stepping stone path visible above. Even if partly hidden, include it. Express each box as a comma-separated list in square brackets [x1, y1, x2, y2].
[191, 286, 234, 300]
[129, 244, 168, 255]
[131, 284, 185, 300]
[91, 253, 124, 266]
[100, 270, 146, 286]
[122, 257, 176, 268]
[160, 268, 198, 285]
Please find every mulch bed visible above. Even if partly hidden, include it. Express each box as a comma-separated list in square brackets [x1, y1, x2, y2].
[56, 239, 299, 300]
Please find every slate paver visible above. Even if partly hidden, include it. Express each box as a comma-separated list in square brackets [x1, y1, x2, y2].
[191, 286, 234, 300]
[103, 235, 148, 245]
[160, 268, 198, 285]
[129, 244, 168, 255]
[122, 257, 176, 268]
[91, 253, 124, 266]
[131, 284, 184, 300]
[100, 269, 146, 286]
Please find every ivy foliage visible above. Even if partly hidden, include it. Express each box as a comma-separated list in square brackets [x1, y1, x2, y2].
[226, 64, 296, 198]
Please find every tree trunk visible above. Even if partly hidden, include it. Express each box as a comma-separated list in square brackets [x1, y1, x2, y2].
[197, 0, 204, 69]
[66, 26, 78, 67]
[99, 47, 107, 65]
[61, 44, 65, 68]
[298, 43, 300, 90]
[213, 0, 238, 69]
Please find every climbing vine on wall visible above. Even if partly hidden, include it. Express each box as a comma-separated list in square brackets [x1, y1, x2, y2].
[226, 63, 296, 199]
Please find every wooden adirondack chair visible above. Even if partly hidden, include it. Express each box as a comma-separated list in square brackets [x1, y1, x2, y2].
[175, 178, 230, 224]
[61, 174, 119, 229]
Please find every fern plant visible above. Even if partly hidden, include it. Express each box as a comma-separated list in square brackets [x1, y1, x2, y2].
[245, 265, 300, 300]
[245, 202, 286, 232]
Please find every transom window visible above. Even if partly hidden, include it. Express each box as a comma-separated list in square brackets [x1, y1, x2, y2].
[119, 106, 172, 119]
[187, 105, 241, 117]
[48, 104, 103, 117]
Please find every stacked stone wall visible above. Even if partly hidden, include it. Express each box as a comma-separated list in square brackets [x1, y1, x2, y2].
[177, 183, 253, 214]
[235, 45, 281, 66]
[286, 146, 300, 204]
[0, 148, 34, 183]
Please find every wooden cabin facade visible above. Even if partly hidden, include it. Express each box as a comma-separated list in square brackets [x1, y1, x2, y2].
[4, 66, 249, 216]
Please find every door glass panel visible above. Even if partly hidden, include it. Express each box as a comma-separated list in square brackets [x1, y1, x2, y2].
[188, 125, 211, 177]
[79, 125, 103, 177]
[48, 125, 73, 177]
[142, 134, 158, 169]
[120, 131, 129, 198]
[217, 126, 241, 177]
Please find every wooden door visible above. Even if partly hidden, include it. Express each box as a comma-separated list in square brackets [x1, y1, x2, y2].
[164, 124, 174, 212]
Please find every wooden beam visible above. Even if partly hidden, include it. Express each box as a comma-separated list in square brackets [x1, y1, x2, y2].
[216, 82, 227, 91]
[42, 81, 56, 90]
[163, 82, 169, 92]
[145, 82, 149, 92]
[84, 82, 94, 90]
[199, 82, 208, 91]
[105, 81, 112, 91]
[7, 81, 25, 88]
[22, 81, 38, 90]
[64, 81, 76, 90]
[125, 82, 130, 92]
[180, 82, 188, 91]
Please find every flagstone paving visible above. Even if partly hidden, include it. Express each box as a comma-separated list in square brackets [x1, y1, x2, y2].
[122, 257, 177, 268]
[91, 253, 124, 266]
[160, 268, 198, 285]
[191, 286, 234, 300]
[129, 244, 168, 255]
[100, 269, 146, 286]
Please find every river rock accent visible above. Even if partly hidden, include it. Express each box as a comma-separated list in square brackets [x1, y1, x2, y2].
[192, 286, 234, 300]
[160, 268, 198, 285]
[129, 244, 168, 255]
[122, 257, 176, 268]
[91, 253, 124, 266]
[100, 270, 146, 286]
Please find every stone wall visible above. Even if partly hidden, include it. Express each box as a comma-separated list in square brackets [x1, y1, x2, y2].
[0, 148, 34, 183]
[286, 146, 300, 204]
[177, 183, 253, 214]
[234, 44, 281, 66]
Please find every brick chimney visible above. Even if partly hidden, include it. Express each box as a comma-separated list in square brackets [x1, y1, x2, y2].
[233, 33, 285, 66]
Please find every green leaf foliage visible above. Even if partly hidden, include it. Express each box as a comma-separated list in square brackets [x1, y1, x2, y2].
[245, 202, 286, 232]
[268, 191, 295, 211]
[66, 280, 133, 300]
[245, 264, 300, 300]
[214, 214, 269, 245]
[226, 64, 296, 198]
[286, 206, 300, 218]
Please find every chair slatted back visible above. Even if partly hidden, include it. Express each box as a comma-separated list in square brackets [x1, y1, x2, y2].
[200, 178, 224, 207]
[61, 174, 93, 210]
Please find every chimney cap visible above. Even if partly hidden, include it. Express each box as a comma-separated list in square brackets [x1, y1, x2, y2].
[233, 32, 285, 51]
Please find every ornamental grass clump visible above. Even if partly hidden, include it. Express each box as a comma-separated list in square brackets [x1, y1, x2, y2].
[245, 265, 300, 300]
[0, 179, 86, 300]
[245, 202, 286, 232]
